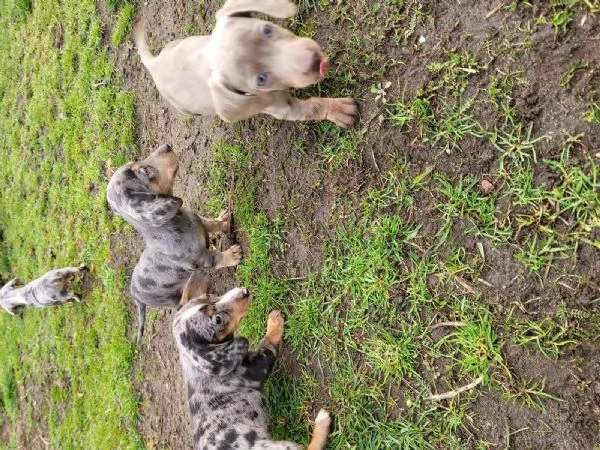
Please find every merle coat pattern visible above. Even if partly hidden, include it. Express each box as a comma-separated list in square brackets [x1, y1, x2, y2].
[0, 264, 86, 315]
[173, 273, 331, 450]
[106, 144, 242, 342]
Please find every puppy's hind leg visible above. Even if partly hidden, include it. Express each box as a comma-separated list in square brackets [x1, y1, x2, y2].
[135, 300, 147, 344]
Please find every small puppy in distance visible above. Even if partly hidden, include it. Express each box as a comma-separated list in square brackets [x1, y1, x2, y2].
[106, 144, 242, 343]
[173, 271, 331, 450]
[0, 264, 86, 315]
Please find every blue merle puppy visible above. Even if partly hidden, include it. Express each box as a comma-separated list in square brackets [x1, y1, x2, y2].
[173, 272, 331, 450]
[107, 144, 242, 342]
[0, 264, 86, 315]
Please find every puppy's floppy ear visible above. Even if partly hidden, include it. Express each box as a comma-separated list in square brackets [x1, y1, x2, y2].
[185, 334, 249, 376]
[181, 271, 210, 306]
[124, 191, 182, 227]
[216, 0, 297, 19]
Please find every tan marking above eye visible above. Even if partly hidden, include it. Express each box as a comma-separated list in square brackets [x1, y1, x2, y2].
[131, 163, 141, 172]
[248, 62, 261, 74]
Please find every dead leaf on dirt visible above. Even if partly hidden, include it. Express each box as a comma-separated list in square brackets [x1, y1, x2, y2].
[480, 179, 495, 194]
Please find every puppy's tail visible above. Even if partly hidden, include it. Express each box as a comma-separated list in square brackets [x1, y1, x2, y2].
[135, 299, 146, 344]
[133, 20, 155, 67]
[306, 409, 331, 450]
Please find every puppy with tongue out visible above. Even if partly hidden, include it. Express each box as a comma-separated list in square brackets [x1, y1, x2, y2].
[135, 0, 357, 127]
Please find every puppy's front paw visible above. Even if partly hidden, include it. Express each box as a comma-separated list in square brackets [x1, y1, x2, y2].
[327, 98, 358, 127]
[215, 209, 231, 231]
[216, 209, 230, 222]
[266, 309, 284, 346]
[224, 244, 243, 267]
[315, 409, 331, 427]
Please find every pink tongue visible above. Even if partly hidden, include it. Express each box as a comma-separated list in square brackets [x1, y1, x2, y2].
[319, 59, 329, 77]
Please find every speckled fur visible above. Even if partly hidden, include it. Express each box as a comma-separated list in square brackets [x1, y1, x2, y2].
[106, 144, 242, 342]
[0, 265, 85, 315]
[173, 276, 331, 450]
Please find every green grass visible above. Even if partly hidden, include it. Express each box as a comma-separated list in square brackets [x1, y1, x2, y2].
[198, 1, 599, 446]
[204, 139, 510, 447]
[111, 3, 136, 47]
[503, 377, 564, 411]
[586, 96, 600, 124]
[0, 0, 142, 448]
[2, 0, 599, 447]
[205, 131, 596, 445]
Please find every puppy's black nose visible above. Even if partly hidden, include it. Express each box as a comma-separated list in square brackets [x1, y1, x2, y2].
[241, 288, 250, 297]
[158, 144, 173, 153]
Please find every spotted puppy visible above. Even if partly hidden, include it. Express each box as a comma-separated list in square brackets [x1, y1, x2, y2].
[173, 272, 331, 450]
[0, 264, 86, 315]
[106, 144, 242, 343]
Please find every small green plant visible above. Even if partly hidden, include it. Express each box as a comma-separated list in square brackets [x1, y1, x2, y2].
[552, 8, 572, 38]
[513, 316, 579, 359]
[427, 50, 480, 97]
[316, 126, 361, 171]
[435, 174, 511, 244]
[549, 0, 580, 38]
[490, 123, 549, 171]
[387, 97, 413, 130]
[428, 99, 486, 154]
[371, 80, 392, 104]
[503, 377, 564, 411]
[515, 233, 573, 278]
[560, 61, 588, 89]
[436, 314, 503, 382]
[506, 1, 533, 11]
[543, 140, 600, 233]
[585, 98, 600, 124]
[105, 0, 131, 13]
[360, 330, 419, 381]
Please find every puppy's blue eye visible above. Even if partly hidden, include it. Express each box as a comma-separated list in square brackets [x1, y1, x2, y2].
[262, 24, 273, 37]
[256, 73, 268, 87]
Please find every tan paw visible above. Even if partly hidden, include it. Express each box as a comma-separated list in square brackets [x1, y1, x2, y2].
[327, 98, 358, 127]
[216, 209, 231, 230]
[223, 244, 242, 267]
[266, 309, 284, 346]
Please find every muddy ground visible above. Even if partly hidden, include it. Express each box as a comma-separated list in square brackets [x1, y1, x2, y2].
[105, 0, 600, 448]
